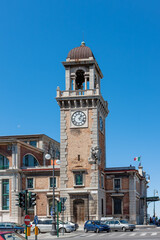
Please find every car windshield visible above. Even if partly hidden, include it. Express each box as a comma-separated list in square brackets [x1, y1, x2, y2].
[94, 221, 100, 225]
[120, 220, 128, 224]
[1, 233, 25, 240]
[100, 221, 107, 225]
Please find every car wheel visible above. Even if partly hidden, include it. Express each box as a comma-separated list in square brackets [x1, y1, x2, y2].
[122, 227, 126, 232]
[96, 228, 100, 233]
[17, 230, 21, 234]
[130, 229, 133, 231]
[59, 228, 66, 233]
[107, 230, 110, 233]
[84, 228, 88, 233]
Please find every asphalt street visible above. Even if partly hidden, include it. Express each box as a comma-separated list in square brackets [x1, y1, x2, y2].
[26, 227, 160, 240]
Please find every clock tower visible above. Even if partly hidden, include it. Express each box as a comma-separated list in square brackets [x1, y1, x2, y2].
[56, 42, 109, 224]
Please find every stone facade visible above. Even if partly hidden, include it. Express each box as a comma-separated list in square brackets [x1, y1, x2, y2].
[0, 134, 60, 223]
[105, 166, 147, 224]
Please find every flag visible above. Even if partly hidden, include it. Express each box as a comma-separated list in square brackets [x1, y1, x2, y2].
[134, 156, 141, 161]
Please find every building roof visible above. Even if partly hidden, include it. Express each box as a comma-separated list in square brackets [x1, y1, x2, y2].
[0, 134, 59, 145]
[105, 166, 136, 172]
[67, 41, 95, 60]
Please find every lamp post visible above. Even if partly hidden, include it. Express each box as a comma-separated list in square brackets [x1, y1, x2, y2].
[153, 189, 158, 217]
[45, 153, 57, 235]
[144, 174, 150, 225]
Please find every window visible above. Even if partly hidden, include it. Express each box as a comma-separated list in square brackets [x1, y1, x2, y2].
[75, 173, 83, 186]
[55, 149, 60, 159]
[101, 174, 104, 189]
[101, 198, 104, 215]
[114, 178, 121, 189]
[50, 177, 57, 188]
[27, 178, 33, 189]
[23, 154, 39, 167]
[114, 198, 122, 214]
[2, 179, 9, 210]
[0, 155, 9, 170]
[29, 141, 37, 147]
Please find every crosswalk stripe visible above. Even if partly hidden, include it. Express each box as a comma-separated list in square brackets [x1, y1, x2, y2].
[86, 233, 96, 237]
[151, 232, 157, 236]
[129, 233, 136, 236]
[140, 232, 147, 236]
[118, 233, 127, 237]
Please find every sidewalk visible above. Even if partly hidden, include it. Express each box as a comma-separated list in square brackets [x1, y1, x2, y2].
[136, 224, 157, 228]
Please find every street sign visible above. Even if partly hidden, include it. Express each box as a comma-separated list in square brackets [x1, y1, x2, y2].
[24, 215, 30, 225]
[34, 215, 38, 225]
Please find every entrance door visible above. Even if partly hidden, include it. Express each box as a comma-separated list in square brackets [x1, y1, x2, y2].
[73, 199, 85, 225]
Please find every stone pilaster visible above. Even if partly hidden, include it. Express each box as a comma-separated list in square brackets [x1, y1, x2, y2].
[129, 174, 136, 223]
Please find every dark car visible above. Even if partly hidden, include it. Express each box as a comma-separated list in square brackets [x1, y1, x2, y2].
[0, 223, 24, 234]
[84, 220, 110, 233]
[0, 231, 25, 240]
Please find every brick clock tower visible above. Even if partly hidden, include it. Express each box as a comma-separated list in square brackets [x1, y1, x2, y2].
[56, 42, 109, 224]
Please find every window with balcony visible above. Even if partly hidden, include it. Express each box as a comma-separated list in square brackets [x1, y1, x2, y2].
[2, 179, 9, 210]
[23, 154, 39, 167]
[0, 155, 9, 170]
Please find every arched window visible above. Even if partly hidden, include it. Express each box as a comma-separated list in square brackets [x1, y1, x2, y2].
[0, 154, 9, 170]
[22, 154, 39, 167]
[75, 70, 85, 90]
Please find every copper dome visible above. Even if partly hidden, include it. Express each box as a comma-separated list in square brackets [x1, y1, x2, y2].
[67, 42, 94, 60]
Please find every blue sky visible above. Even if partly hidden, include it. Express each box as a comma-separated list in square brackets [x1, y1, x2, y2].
[0, 0, 160, 218]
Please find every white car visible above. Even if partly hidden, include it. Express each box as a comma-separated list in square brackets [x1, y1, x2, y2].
[59, 221, 79, 231]
[31, 219, 74, 233]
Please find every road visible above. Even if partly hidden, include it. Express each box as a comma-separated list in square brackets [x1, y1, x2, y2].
[27, 227, 160, 240]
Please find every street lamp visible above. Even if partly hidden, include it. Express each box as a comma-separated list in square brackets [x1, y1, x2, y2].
[45, 153, 57, 235]
[144, 174, 150, 225]
[153, 189, 158, 217]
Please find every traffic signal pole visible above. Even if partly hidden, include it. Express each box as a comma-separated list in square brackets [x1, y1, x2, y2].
[25, 190, 28, 240]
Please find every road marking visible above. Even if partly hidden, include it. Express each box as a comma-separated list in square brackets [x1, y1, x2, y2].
[86, 233, 96, 237]
[129, 232, 136, 236]
[140, 232, 147, 236]
[151, 232, 157, 236]
[118, 233, 127, 237]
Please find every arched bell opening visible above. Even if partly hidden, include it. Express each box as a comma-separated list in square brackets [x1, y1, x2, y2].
[75, 70, 85, 90]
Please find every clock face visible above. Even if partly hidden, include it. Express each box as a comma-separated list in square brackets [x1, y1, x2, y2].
[99, 116, 103, 131]
[71, 111, 86, 126]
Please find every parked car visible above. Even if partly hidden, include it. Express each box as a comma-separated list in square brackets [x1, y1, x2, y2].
[84, 220, 110, 233]
[31, 218, 74, 233]
[102, 219, 135, 232]
[59, 221, 79, 231]
[0, 222, 24, 234]
[0, 231, 25, 240]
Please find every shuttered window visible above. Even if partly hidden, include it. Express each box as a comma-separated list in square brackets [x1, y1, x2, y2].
[2, 179, 9, 210]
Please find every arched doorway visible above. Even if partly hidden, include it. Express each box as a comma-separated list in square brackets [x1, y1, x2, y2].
[73, 199, 85, 225]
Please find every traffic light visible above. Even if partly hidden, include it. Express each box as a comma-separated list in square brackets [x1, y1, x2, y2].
[29, 192, 36, 208]
[15, 192, 25, 208]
